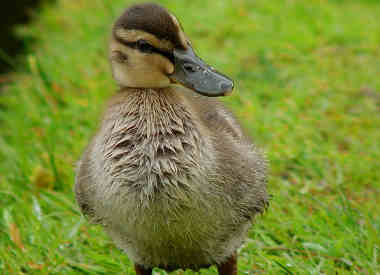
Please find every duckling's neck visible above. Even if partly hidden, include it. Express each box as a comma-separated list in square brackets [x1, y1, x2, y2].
[102, 87, 212, 200]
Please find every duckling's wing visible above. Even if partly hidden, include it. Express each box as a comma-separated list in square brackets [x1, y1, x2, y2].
[181, 88, 269, 218]
[74, 145, 101, 223]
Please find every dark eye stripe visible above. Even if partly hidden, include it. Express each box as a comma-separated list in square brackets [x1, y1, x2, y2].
[116, 37, 174, 64]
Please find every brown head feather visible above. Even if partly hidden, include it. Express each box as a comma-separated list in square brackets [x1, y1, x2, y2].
[113, 3, 186, 49]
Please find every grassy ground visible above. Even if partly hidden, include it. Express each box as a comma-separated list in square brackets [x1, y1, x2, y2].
[0, 0, 379, 274]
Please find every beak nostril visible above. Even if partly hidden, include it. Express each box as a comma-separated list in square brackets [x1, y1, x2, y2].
[183, 63, 197, 73]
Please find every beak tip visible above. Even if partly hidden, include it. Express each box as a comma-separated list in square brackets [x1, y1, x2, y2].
[220, 81, 234, 96]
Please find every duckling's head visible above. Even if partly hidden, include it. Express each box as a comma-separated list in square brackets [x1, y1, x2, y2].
[110, 2, 234, 96]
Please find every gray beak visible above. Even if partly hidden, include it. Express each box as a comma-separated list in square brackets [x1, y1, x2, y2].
[169, 46, 234, 97]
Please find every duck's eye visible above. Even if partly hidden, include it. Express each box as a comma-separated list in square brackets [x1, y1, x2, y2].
[136, 39, 154, 53]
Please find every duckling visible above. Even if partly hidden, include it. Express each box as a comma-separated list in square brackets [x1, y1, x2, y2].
[75, 3, 268, 275]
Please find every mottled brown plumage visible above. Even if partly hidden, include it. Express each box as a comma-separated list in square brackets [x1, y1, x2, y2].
[75, 3, 268, 274]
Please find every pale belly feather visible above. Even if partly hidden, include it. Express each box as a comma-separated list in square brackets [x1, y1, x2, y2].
[101, 177, 251, 270]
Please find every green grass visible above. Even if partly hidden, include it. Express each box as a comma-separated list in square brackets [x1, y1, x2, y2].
[0, 0, 379, 274]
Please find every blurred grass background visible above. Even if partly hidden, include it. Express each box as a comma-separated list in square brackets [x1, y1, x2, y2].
[0, 0, 379, 274]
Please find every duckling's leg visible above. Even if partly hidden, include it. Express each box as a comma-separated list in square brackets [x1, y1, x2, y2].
[217, 253, 237, 275]
[134, 264, 152, 275]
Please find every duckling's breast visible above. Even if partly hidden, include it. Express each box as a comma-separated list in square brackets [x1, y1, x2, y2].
[100, 88, 211, 202]
[88, 89, 252, 269]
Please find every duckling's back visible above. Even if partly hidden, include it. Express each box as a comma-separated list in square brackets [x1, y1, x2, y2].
[75, 86, 268, 270]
